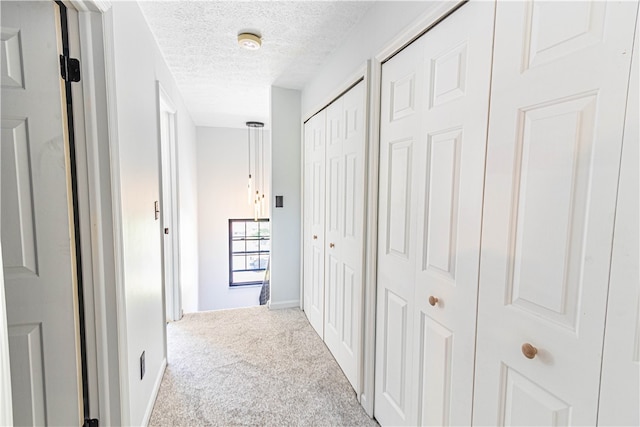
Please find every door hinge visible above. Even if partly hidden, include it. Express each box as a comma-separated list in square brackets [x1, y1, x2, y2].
[60, 54, 81, 82]
[83, 419, 99, 427]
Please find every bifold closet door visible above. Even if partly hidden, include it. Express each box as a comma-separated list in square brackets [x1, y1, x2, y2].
[597, 12, 639, 426]
[473, 2, 638, 425]
[374, 2, 495, 425]
[324, 81, 366, 392]
[303, 110, 326, 337]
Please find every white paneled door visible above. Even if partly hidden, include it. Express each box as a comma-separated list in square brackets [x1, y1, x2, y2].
[323, 81, 365, 392]
[1, 1, 83, 425]
[374, 2, 495, 425]
[596, 11, 639, 427]
[303, 110, 326, 337]
[473, 1, 638, 425]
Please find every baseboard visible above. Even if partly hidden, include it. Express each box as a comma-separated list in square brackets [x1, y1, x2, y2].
[268, 299, 300, 310]
[142, 357, 167, 426]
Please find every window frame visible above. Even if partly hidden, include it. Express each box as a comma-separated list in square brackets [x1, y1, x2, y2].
[228, 218, 270, 286]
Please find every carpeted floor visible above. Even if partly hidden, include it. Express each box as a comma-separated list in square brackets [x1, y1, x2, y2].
[149, 306, 378, 426]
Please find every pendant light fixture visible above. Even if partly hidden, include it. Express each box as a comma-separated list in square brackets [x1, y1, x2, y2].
[246, 121, 265, 221]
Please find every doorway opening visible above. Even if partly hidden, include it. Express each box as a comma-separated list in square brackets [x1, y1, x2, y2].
[157, 83, 182, 323]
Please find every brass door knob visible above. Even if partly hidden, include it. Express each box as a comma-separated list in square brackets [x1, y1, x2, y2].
[313, 235, 317, 240]
[522, 343, 538, 359]
[428, 296, 439, 306]
[329, 243, 335, 248]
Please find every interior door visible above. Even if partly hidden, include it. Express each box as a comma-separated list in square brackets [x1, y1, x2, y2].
[323, 81, 365, 393]
[473, 1, 639, 425]
[375, 30, 424, 427]
[1, 1, 83, 424]
[324, 95, 344, 351]
[598, 13, 639, 426]
[159, 104, 177, 322]
[409, 2, 494, 426]
[374, 2, 495, 425]
[303, 110, 326, 337]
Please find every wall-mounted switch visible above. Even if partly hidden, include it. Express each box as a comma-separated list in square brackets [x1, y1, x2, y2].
[275, 195, 283, 208]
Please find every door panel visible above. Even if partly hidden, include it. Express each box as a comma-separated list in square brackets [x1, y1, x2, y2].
[1, 1, 83, 424]
[411, 3, 495, 425]
[598, 13, 639, 426]
[324, 81, 365, 392]
[375, 2, 495, 425]
[472, 1, 638, 425]
[375, 26, 423, 427]
[303, 111, 326, 336]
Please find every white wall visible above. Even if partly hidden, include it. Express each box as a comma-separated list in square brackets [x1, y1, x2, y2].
[109, 2, 198, 424]
[196, 127, 271, 311]
[302, 1, 437, 116]
[270, 87, 302, 308]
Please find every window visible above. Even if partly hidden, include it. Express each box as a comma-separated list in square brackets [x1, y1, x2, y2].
[229, 218, 270, 286]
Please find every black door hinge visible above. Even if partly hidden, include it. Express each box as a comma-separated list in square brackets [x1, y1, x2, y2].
[83, 418, 99, 427]
[60, 54, 81, 82]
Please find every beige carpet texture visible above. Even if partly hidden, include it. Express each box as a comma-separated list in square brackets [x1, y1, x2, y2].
[149, 306, 378, 426]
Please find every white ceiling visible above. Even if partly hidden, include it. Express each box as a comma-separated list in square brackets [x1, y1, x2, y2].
[138, 0, 375, 128]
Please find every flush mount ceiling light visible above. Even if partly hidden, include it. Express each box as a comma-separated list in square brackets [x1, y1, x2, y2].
[238, 33, 262, 50]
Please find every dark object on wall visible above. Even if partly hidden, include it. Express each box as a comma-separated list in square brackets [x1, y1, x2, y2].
[275, 195, 283, 208]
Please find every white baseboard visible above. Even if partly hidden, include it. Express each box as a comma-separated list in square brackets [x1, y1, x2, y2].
[142, 357, 167, 426]
[268, 299, 300, 310]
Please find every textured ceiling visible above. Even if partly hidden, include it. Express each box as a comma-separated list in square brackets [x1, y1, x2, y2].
[138, 0, 375, 128]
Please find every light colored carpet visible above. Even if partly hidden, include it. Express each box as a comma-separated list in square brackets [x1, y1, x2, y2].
[149, 306, 378, 426]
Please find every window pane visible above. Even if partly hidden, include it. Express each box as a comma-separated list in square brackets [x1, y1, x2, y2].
[232, 255, 246, 271]
[232, 240, 245, 253]
[233, 270, 264, 284]
[247, 255, 260, 270]
[246, 240, 259, 252]
[232, 221, 245, 238]
[259, 223, 270, 237]
[246, 221, 259, 237]
[260, 255, 270, 269]
[260, 239, 270, 252]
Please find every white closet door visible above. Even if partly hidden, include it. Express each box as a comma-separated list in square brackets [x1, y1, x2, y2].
[598, 13, 639, 426]
[410, 2, 495, 426]
[375, 34, 424, 426]
[323, 81, 366, 392]
[1, 1, 83, 424]
[473, 2, 638, 426]
[374, 2, 495, 425]
[303, 110, 326, 337]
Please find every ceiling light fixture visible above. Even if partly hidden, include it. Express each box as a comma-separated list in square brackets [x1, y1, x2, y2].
[238, 33, 262, 50]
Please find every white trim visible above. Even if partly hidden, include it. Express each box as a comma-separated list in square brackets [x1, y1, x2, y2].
[157, 81, 182, 328]
[68, 0, 111, 13]
[268, 300, 300, 310]
[142, 358, 166, 427]
[361, 0, 465, 419]
[102, 7, 131, 425]
[72, 4, 123, 423]
[375, 0, 465, 64]
[360, 58, 378, 418]
[302, 64, 368, 123]
[0, 244, 13, 426]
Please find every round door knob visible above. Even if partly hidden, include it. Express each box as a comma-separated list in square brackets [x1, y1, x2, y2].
[428, 296, 439, 306]
[522, 343, 538, 359]
[329, 243, 335, 248]
[313, 235, 317, 240]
